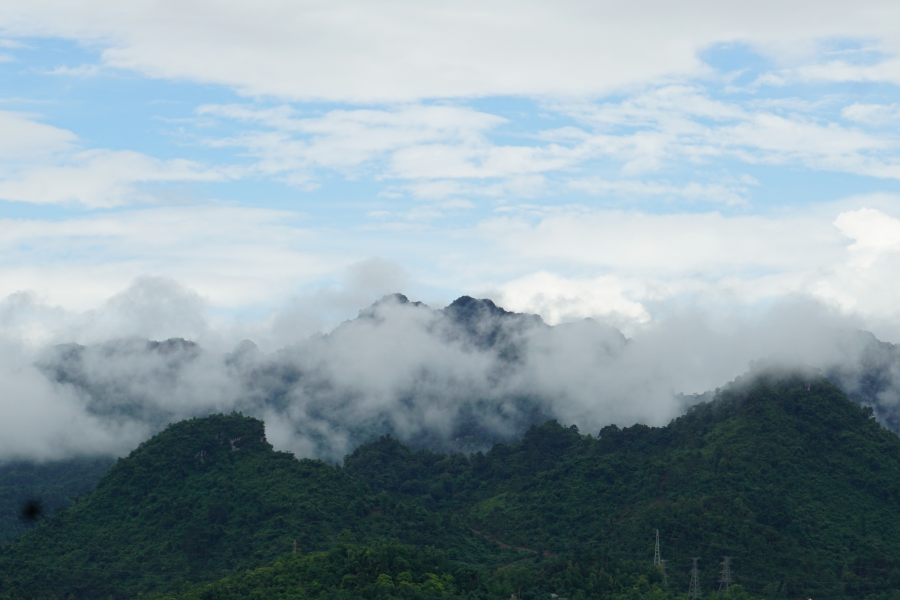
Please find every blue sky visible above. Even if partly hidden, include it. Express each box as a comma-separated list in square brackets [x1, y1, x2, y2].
[3, 1, 900, 347]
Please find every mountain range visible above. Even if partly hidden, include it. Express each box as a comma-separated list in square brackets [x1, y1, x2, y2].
[4, 296, 900, 599]
[28, 294, 900, 460]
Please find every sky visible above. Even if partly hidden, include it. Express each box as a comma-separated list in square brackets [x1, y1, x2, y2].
[2, 1, 900, 346]
[4, 1, 900, 459]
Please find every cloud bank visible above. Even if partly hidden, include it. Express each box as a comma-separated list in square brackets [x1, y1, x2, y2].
[5, 1, 900, 102]
[2, 281, 899, 463]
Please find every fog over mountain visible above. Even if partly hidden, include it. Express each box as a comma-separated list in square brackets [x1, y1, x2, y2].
[2, 289, 900, 462]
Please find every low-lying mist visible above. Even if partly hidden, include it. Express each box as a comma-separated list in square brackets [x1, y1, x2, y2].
[2, 290, 899, 463]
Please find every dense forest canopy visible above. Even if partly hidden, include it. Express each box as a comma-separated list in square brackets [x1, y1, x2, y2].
[0, 456, 114, 545]
[2, 372, 900, 599]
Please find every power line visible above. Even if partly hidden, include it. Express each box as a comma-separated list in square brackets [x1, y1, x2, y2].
[654, 529, 661, 566]
[688, 557, 701, 599]
[634, 530, 900, 574]
[660, 559, 668, 587]
[718, 556, 733, 595]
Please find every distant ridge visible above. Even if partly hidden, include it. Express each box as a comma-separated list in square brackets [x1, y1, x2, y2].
[29, 293, 900, 465]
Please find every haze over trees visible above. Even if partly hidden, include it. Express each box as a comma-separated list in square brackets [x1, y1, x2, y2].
[18, 295, 900, 464]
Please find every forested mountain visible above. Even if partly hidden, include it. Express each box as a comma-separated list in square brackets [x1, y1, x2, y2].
[0, 414, 512, 599]
[2, 372, 900, 599]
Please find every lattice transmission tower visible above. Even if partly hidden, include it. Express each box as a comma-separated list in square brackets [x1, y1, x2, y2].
[688, 557, 701, 599]
[717, 556, 733, 595]
[654, 529, 661, 566]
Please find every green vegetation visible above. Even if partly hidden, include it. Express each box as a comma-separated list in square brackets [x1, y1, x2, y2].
[2, 372, 900, 600]
[0, 414, 509, 599]
[154, 540, 461, 600]
[0, 456, 114, 545]
[457, 372, 900, 597]
[154, 540, 689, 600]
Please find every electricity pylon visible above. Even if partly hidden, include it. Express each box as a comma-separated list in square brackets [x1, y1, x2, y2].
[654, 529, 661, 566]
[688, 557, 701, 599]
[717, 556, 733, 595]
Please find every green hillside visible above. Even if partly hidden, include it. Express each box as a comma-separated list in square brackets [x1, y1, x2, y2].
[155, 540, 466, 600]
[455, 372, 900, 598]
[153, 539, 691, 600]
[0, 414, 508, 599]
[2, 372, 900, 600]
[0, 456, 114, 545]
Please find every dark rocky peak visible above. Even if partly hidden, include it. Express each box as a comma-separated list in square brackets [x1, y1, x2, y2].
[145, 337, 199, 356]
[440, 296, 544, 351]
[443, 296, 543, 326]
[37, 342, 86, 384]
[39, 337, 200, 379]
[38, 336, 201, 385]
[226, 339, 261, 367]
[443, 296, 508, 321]
[357, 293, 428, 321]
[825, 330, 900, 432]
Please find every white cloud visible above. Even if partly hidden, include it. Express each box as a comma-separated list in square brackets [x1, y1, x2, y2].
[0, 110, 75, 159]
[0, 111, 238, 207]
[5, 1, 900, 102]
[0, 206, 346, 314]
[42, 63, 102, 77]
[842, 102, 900, 124]
[558, 86, 900, 180]
[782, 57, 900, 86]
[197, 88, 900, 201]
[834, 207, 900, 267]
[2, 202, 900, 460]
[471, 203, 900, 332]
[497, 271, 650, 326]
[0, 346, 149, 460]
[201, 104, 537, 179]
[0, 273, 890, 462]
[804, 209, 900, 323]
[569, 177, 749, 205]
[2, 2, 900, 216]
[199, 104, 580, 199]
[401, 178, 547, 201]
[721, 113, 886, 158]
[2, 195, 899, 342]
[0, 149, 234, 207]
[479, 208, 846, 273]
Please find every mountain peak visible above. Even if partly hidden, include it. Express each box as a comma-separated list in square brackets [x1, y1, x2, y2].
[125, 412, 270, 469]
[357, 293, 428, 320]
[445, 295, 508, 316]
[441, 295, 544, 350]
